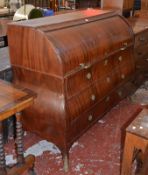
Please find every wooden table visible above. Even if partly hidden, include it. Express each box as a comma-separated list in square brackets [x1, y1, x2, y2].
[0, 79, 36, 175]
[121, 108, 148, 175]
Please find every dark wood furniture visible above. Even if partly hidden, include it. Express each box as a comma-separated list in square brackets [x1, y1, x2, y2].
[24, 0, 50, 8]
[76, 0, 100, 8]
[121, 108, 148, 175]
[0, 79, 36, 175]
[24, 0, 58, 11]
[102, 0, 134, 15]
[8, 9, 136, 171]
[128, 17, 148, 75]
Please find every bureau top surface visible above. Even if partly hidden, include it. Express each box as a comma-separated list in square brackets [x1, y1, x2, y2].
[127, 109, 148, 139]
[9, 9, 114, 28]
[128, 17, 148, 34]
[0, 79, 36, 121]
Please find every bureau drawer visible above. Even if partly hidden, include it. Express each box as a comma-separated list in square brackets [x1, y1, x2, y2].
[67, 85, 98, 121]
[68, 89, 124, 142]
[66, 56, 115, 98]
[118, 58, 135, 81]
[95, 71, 119, 99]
[66, 68, 92, 98]
[68, 80, 135, 142]
[115, 47, 134, 65]
[66, 47, 134, 98]
[68, 97, 110, 141]
[135, 31, 148, 47]
[92, 56, 115, 81]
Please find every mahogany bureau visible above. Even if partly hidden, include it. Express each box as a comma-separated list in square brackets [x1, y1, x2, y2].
[8, 9, 136, 171]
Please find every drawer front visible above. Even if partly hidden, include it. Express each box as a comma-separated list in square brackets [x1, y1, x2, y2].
[116, 48, 135, 82]
[68, 97, 110, 141]
[66, 47, 134, 98]
[92, 55, 115, 81]
[66, 56, 115, 98]
[95, 71, 119, 99]
[115, 47, 134, 66]
[67, 80, 135, 142]
[68, 88, 126, 142]
[135, 31, 148, 47]
[66, 68, 92, 98]
[67, 85, 98, 121]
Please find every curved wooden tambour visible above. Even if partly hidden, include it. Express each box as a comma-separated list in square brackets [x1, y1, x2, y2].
[8, 9, 135, 170]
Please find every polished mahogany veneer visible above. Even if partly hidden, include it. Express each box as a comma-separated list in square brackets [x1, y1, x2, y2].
[8, 9, 135, 171]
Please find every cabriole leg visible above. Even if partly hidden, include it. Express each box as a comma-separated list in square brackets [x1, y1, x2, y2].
[62, 151, 69, 172]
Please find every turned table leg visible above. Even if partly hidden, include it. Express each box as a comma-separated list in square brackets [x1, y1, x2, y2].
[0, 122, 7, 175]
[15, 112, 25, 165]
[15, 112, 36, 175]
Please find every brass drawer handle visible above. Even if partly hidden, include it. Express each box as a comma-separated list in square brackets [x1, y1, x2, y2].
[106, 77, 111, 83]
[86, 72, 92, 80]
[121, 74, 125, 79]
[118, 56, 122, 62]
[120, 43, 128, 51]
[91, 94, 96, 101]
[104, 59, 108, 66]
[88, 115, 93, 121]
[120, 46, 126, 51]
[118, 91, 122, 97]
[80, 63, 91, 69]
[106, 96, 110, 102]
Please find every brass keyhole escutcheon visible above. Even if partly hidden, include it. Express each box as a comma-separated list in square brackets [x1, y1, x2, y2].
[88, 115, 93, 121]
[106, 96, 110, 102]
[86, 73, 92, 80]
[118, 91, 122, 97]
[118, 56, 122, 62]
[106, 77, 111, 83]
[91, 94, 96, 101]
[104, 59, 108, 66]
[121, 74, 125, 79]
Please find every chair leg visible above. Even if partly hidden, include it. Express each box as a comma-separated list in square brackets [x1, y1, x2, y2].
[15, 112, 25, 165]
